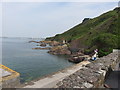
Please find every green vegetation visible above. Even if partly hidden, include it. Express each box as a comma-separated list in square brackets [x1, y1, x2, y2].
[46, 7, 120, 57]
[93, 33, 118, 57]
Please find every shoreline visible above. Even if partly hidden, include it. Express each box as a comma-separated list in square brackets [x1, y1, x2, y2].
[21, 60, 90, 88]
[20, 40, 91, 88]
[30, 40, 91, 63]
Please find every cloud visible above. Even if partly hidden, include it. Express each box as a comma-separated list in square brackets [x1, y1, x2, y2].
[2, 0, 119, 2]
[2, 2, 118, 38]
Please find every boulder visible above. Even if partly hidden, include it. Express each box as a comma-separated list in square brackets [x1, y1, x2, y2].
[71, 52, 85, 57]
[68, 56, 85, 63]
[68, 55, 91, 63]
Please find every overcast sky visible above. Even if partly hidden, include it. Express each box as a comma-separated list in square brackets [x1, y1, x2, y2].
[1, 2, 118, 38]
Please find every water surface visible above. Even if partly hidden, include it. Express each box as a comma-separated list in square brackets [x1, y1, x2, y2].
[1, 38, 73, 82]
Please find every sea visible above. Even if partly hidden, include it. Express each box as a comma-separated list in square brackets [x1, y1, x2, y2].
[0, 37, 74, 83]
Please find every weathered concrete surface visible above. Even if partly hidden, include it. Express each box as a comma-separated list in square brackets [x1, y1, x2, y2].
[56, 51, 119, 88]
[0, 64, 20, 88]
[23, 61, 90, 88]
[0, 68, 12, 77]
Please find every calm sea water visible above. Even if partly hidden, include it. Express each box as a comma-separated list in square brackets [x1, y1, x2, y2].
[1, 38, 73, 82]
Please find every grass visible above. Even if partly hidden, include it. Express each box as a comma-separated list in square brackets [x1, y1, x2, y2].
[46, 7, 120, 57]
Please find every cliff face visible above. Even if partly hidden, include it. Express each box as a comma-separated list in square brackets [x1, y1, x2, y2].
[46, 7, 120, 56]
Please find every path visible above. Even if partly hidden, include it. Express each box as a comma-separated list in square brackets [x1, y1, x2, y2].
[23, 61, 90, 88]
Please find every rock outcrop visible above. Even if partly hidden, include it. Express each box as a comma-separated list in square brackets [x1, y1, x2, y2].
[28, 41, 40, 43]
[29, 40, 61, 47]
[40, 41, 61, 46]
[32, 47, 51, 50]
[40, 43, 46, 47]
[68, 56, 85, 63]
[48, 44, 71, 55]
[68, 51, 91, 63]
[82, 18, 91, 23]
[49, 41, 61, 46]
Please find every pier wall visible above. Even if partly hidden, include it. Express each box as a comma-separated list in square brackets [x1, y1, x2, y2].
[56, 51, 119, 88]
[1, 65, 20, 88]
[2, 76, 20, 88]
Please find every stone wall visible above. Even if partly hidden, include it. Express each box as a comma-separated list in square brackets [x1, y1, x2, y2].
[56, 51, 119, 88]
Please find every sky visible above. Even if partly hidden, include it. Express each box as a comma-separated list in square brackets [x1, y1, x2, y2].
[1, 1, 118, 38]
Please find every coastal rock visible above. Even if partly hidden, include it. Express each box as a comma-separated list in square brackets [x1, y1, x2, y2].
[40, 40, 61, 46]
[40, 40, 54, 44]
[71, 51, 85, 57]
[68, 55, 90, 63]
[40, 43, 46, 47]
[48, 44, 71, 55]
[32, 47, 51, 50]
[49, 41, 61, 46]
[28, 41, 40, 43]
[68, 56, 85, 63]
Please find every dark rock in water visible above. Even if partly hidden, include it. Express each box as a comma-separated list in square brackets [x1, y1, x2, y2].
[28, 41, 40, 43]
[68, 56, 85, 63]
[68, 55, 91, 63]
[40, 43, 46, 47]
[36, 44, 40, 46]
[32, 47, 51, 50]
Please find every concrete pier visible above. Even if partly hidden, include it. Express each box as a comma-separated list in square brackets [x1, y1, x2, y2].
[0, 64, 20, 88]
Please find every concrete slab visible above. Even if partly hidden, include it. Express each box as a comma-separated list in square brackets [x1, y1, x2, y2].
[0, 68, 12, 77]
[0, 64, 20, 88]
[0, 64, 20, 82]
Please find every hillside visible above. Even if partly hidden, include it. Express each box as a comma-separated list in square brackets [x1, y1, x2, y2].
[46, 7, 120, 57]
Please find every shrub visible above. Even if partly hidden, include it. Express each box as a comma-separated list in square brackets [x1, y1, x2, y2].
[93, 33, 118, 57]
